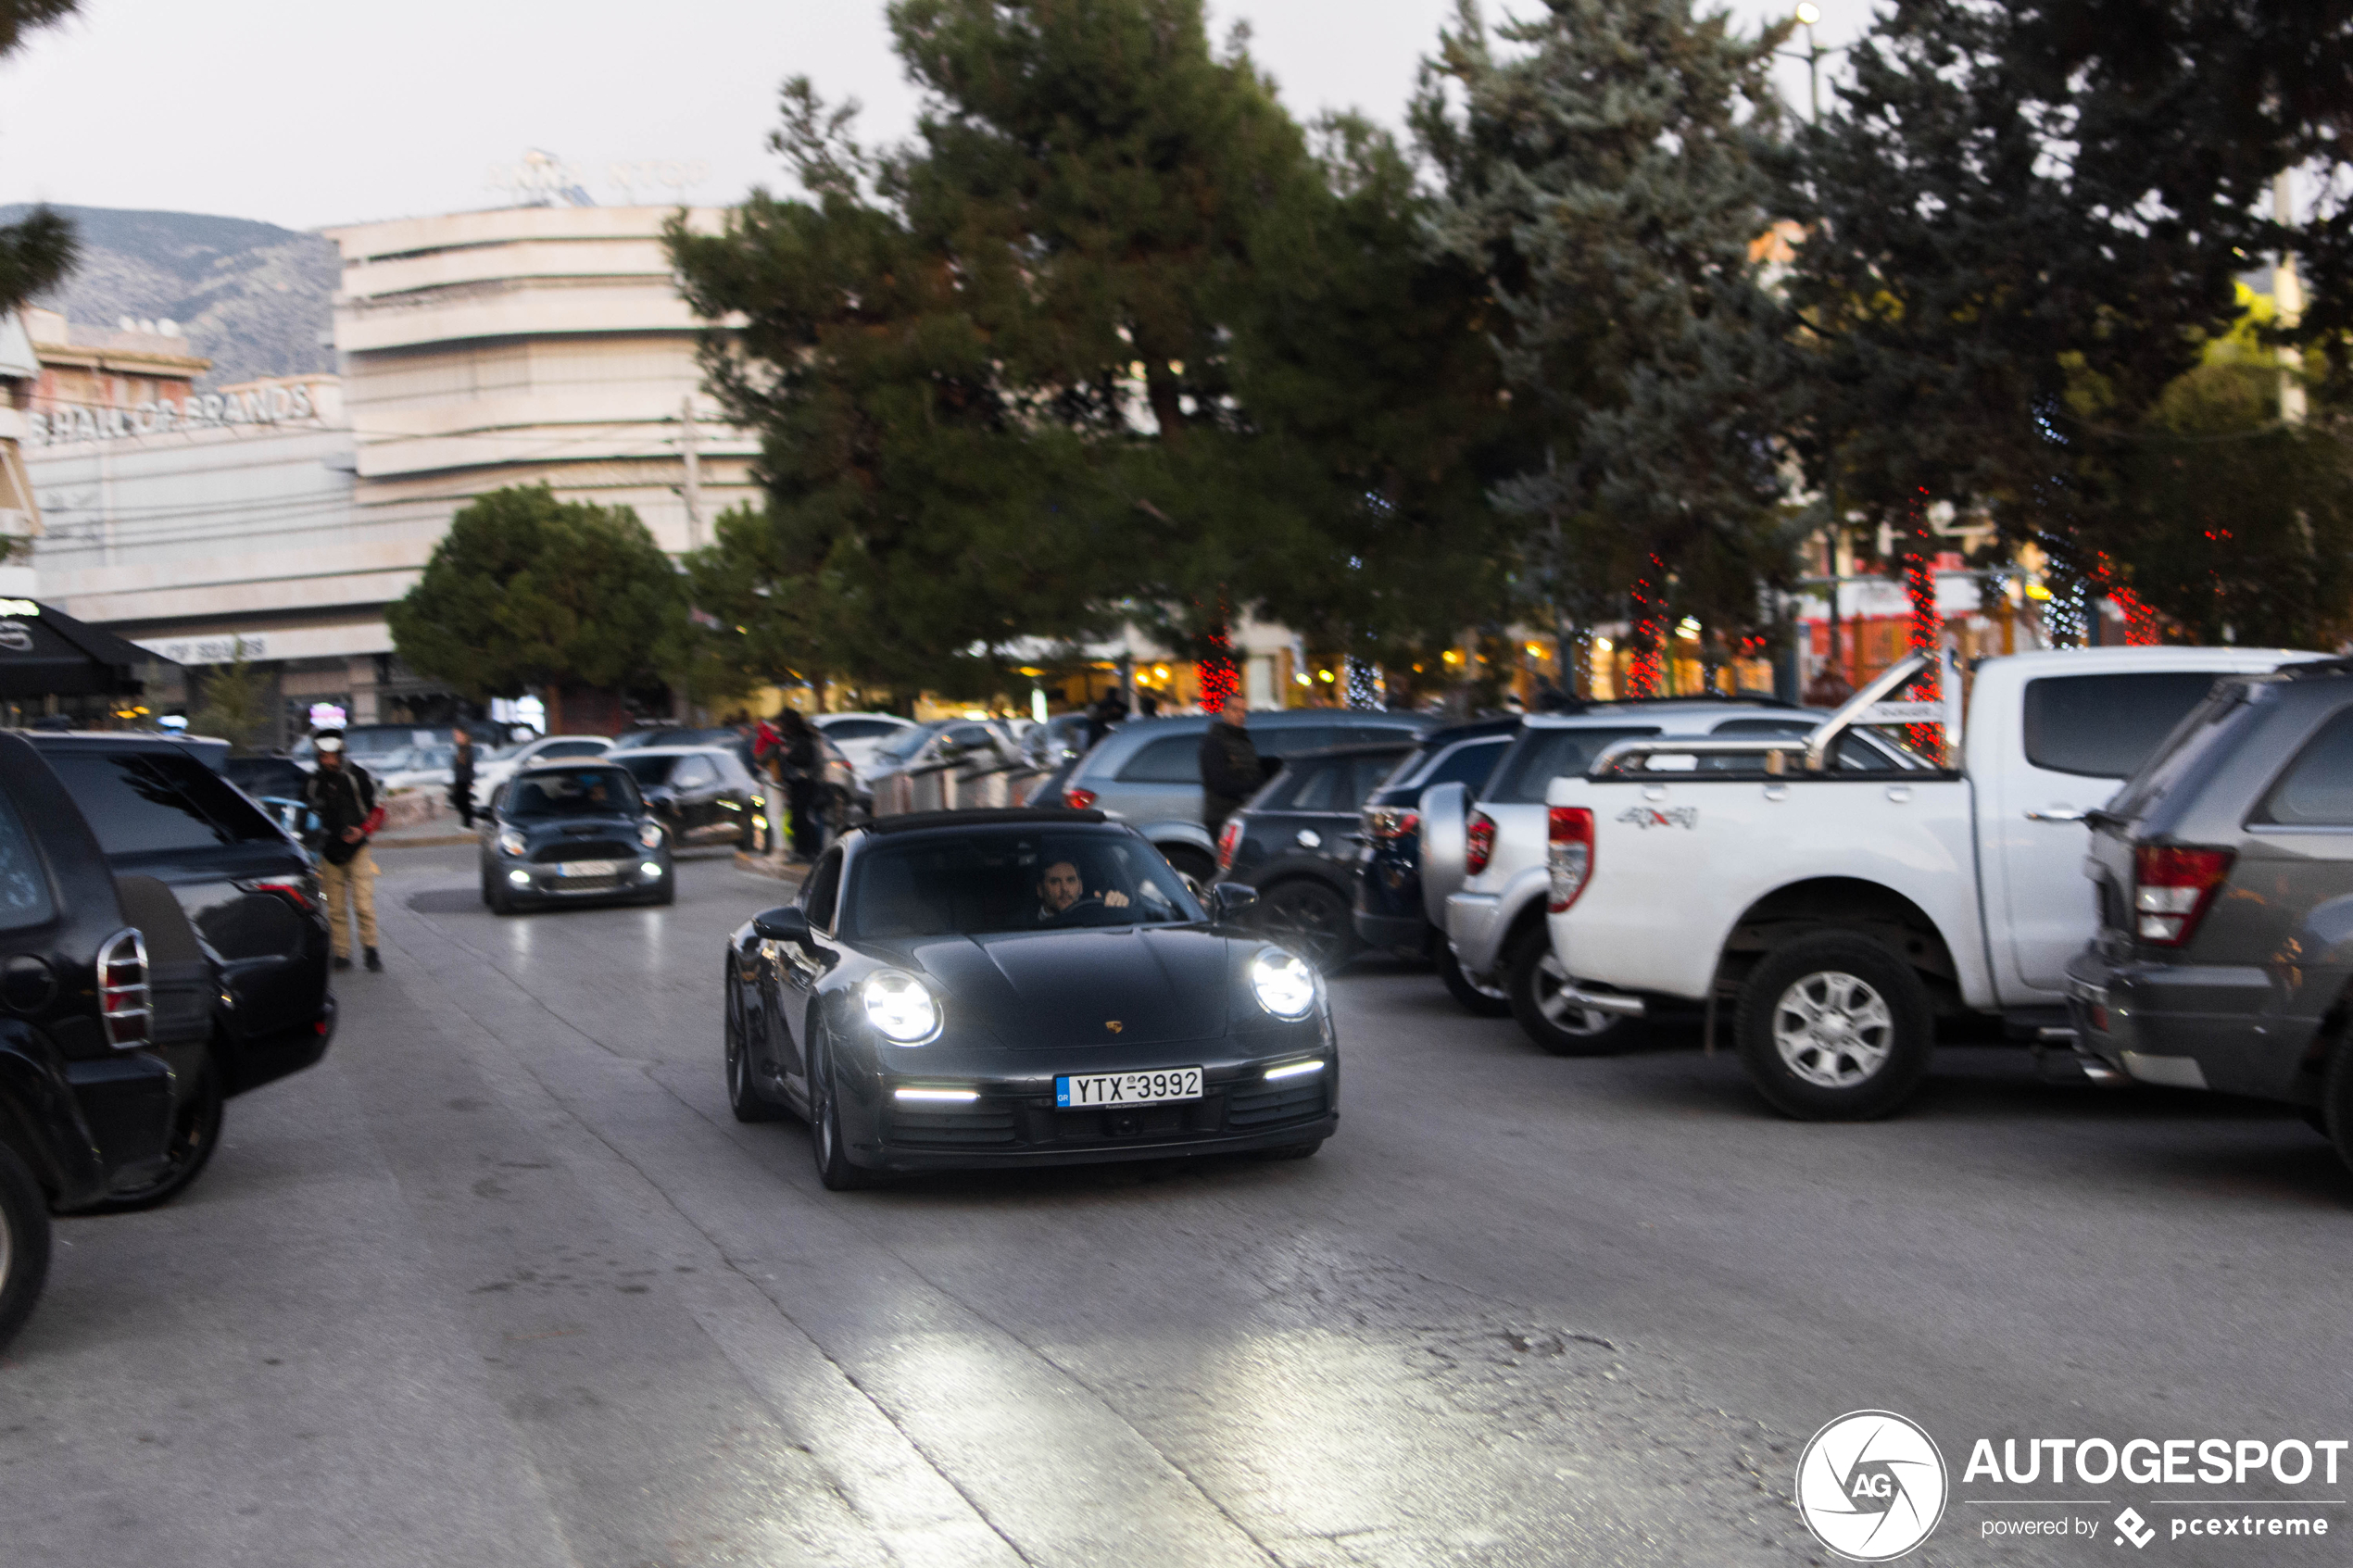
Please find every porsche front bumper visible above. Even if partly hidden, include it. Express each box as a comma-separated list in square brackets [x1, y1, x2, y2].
[836, 1030, 1340, 1173]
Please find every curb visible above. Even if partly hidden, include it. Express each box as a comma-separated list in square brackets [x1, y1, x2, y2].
[372, 834, 480, 849]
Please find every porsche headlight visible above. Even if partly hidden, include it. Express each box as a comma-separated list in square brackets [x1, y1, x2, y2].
[638, 821, 664, 849]
[862, 971, 941, 1045]
[496, 829, 526, 859]
[1250, 947, 1318, 1021]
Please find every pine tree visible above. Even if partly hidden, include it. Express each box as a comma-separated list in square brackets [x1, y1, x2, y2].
[1416, 0, 1801, 691]
[671, 0, 1514, 697]
[0, 2, 83, 309]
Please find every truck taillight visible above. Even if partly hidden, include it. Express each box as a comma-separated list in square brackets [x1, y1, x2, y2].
[1063, 788, 1098, 810]
[1361, 806, 1420, 842]
[2133, 845, 2234, 947]
[1217, 818, 1243, 871]
[1465, 810, 1497, 876]
[1547, 807, 1594, 912]
[98, 927, 151, 1048]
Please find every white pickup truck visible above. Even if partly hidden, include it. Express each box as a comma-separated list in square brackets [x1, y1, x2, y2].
[1541, 646, 2308, 1118]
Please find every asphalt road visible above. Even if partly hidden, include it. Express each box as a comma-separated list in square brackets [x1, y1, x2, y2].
[5, 843, 2349, 1567]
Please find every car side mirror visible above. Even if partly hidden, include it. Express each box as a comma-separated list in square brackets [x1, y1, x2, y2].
[752, 906, 812, 946]
[1209, 884, 1258, 924]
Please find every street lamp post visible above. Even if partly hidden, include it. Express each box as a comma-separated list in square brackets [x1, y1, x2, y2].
[1793, 2, 1824, 120]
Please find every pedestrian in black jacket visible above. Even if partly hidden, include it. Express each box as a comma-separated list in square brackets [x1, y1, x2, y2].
[448, 725, 478, 828]
[1198, 696, 1262, 841]
[301, 731, 385, 972]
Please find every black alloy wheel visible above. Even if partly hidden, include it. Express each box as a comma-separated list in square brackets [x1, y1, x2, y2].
[1506, 932, 1639, 1057]
[1733, 932, 1935, 1121]
[81, 1052, 225, 1213]
[2321, 1040, 2353, 1179]
[808, 1026, 875, 1190]
[726, 979, 785, 1123]
[0, 1141, 49, 1353]
[1438, 941, 1514, 1018]
[1255, 880, 1359, 973]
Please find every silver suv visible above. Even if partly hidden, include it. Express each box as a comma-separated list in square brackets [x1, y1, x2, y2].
[1420, 700, 1909, 1052]
[1052, 709, 1433, 882]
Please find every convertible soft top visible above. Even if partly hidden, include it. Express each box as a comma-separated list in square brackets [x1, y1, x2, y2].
[863, 808, 1108, 835]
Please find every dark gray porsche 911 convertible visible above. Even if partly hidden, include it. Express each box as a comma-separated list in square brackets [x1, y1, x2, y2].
[723, 809, 1339, 1188]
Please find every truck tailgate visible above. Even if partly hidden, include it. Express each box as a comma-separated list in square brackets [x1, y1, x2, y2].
[1547, 772, 1986, 1005]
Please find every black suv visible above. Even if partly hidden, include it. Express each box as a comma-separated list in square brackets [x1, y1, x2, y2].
[2068, 660, 2353, 1172]
[28, 734, 334, 1148]
[1349, 719, 1521, 961]
[1210, 741, 1417, 971]
[0, 732, 219, 1349]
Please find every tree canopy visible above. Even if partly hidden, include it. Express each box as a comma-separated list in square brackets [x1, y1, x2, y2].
[387, 486, 686, 721]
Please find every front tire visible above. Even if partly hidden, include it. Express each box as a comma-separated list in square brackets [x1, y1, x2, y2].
[808, 1028, 875, 1190]
[79, 1052, 224, 1213]
[1439, 941, 1514, 1018]
[0, 1140, 51, 1354]
[1735, 933, 1934, 1120]
[726, 984, 785, 1123]
[1506, 931, 1638, 1056]
[1256, 880, 1359, 972]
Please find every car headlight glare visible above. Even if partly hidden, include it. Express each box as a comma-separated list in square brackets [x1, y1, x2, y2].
[862, 971, 941, 1044]
[1250, 947, 1317, 1021]
[638, 822, 663, 848]
[497, 829, 526, 858]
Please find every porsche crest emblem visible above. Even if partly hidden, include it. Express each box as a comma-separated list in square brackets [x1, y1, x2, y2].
[1104, 1020, 1124, 1034]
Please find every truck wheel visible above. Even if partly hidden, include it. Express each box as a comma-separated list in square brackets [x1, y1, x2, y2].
[1438, 942, 1514, 1018]
[1736, 934, 1933, 1120]
[1506, 931, 1637, 1055]
[0, 1140, 51, 1355]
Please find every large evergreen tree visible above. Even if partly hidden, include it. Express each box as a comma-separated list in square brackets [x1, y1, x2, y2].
[1416, 0, 1800, 688]
[0, 1, 83, 309]
[671, 0, 1513, 696]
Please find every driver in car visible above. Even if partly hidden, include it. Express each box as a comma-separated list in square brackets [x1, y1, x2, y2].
[1033, 858, 1130, 924]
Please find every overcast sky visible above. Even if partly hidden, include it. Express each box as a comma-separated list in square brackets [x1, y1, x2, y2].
[0, 0, 1872, 232]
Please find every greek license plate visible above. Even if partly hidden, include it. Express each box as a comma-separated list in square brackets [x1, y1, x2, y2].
[559, 859, 619, 877]
[1057, 1068, 1202, 1109]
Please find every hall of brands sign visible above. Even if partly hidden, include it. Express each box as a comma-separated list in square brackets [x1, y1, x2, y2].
[28, 383, 321, 447]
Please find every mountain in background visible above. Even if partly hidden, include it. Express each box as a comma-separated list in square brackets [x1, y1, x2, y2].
[0, 205, 338, 389]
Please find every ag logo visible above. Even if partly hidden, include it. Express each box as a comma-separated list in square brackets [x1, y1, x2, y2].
[0, 621, 30, 653]
[1793, 1410, 1947, 1561]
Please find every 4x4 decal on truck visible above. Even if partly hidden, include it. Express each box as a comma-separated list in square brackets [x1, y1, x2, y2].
[1617, 805, 1698, 830]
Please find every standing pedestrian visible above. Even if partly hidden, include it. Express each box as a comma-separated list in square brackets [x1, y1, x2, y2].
[448, 724, 478, 828]
[752, 712, 790, 859]
[1084, 689, 1127, 751]
[776, 709, 823, 860]
[1198, 696, 1263, 843]
[302, 730, 385, 972]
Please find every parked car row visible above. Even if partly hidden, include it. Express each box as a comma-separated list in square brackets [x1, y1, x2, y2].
[0, 729, 336, 1352]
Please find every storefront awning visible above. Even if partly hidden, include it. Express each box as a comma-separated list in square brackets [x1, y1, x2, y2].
[0, 597, 176, 698]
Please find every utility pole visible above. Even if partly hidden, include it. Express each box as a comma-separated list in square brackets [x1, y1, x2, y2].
[677, 396, 703, 550]
[2274, 169, 2308, 427]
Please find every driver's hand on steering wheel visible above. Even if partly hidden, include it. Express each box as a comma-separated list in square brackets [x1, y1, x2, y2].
[1103, 889, 1130, 908]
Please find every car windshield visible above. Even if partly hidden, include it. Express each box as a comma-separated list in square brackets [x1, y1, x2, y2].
[845, 829, 1204, 938]
[507, 768, 641, 819]
[615, 754, 679, 786]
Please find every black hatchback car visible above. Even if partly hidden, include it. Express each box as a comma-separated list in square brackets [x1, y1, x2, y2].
[1210, 741, 1416, 972]
[0, 732, 220, 1350]
[2067, 660, 2353, 1172]
[28, 734, 334, 1159]
[480, 761, 675, 913]
[613, 746, 771, 852]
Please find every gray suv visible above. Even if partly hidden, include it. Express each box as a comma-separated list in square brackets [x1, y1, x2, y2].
[2069, 659, 2353, 1173]
[1050, 709, 1433, 882]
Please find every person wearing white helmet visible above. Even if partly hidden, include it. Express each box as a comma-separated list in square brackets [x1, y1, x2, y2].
[300, 730, 386, 972]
